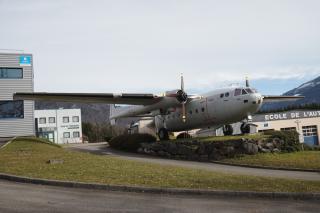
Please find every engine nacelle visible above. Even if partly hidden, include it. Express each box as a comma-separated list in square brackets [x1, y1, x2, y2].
[165, 89, 188, 103]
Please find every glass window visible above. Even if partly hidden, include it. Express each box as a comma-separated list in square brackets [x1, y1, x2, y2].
[195, 109, 199, 113]
[241, 89, 248, 95]
[63, 116, 69, 123]
[63, 132, 70, 138]
[245, 88, 253, 94]
[201, 107, 205, 112]
[220, 93, 224, 98]
[72, 116, 79, 122]
[0, 68, 23, 79]
[73, 131, 80, 138]
[49, 117, 55, 123]
[234, 89, 241, 96]
[0, 100, 24, 119]
[225, 92, 229, 97]
[39, 117, 46, 124]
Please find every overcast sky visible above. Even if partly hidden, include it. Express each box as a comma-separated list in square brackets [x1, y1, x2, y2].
[0, 0, 319, 94]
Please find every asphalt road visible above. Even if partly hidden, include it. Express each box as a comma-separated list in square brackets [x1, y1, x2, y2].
[1, 179, 319, 213]
[66, 143, 320, 181]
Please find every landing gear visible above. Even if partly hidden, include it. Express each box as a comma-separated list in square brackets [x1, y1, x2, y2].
[223, 124, 233, 136]
[240, 122, 251, 134]
[158, 128, 169, 140]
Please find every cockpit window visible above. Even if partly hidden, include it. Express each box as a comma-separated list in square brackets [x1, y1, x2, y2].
[241, 89, 248, 95]
[234, 89, 241, 96]
[245, 88, 253, 94]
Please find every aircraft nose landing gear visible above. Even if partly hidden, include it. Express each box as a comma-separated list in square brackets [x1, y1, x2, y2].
[222, 124, 233, 136]
[240, 122, 251, 134]
[158, 128, 169, 140]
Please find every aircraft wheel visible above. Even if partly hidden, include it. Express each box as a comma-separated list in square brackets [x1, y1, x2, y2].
[158, 128, 169, 140]
[240, 122, 251, 134]
[223, 125, 233, 136]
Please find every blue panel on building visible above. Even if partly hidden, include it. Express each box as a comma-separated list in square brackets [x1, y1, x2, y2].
[304, 136, 319, 146]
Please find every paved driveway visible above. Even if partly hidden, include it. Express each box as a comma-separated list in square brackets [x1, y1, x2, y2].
[66, 143, 320, 181]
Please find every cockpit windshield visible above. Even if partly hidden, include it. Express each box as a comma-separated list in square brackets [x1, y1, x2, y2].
[234, 88, 256, 96]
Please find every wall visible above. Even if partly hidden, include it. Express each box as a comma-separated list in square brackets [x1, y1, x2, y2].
[0, 53, 34, 137]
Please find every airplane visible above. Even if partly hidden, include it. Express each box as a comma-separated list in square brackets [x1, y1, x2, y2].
[13, 75, 303, 140]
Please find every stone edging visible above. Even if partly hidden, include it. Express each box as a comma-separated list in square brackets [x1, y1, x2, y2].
[211, 161, 320, 173]
[0, 173, 319, 200]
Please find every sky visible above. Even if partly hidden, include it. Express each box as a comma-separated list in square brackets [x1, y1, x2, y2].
[0, 0, 319, 95]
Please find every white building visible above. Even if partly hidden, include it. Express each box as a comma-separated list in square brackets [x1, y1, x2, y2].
[35, 109, 82, 144]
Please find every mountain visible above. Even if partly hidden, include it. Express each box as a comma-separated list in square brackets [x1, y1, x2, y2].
[260, 76, 320, 111]
[35, 102, 110, 123]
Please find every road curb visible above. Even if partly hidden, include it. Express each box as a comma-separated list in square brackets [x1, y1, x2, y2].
[0, 173, 319, 200]
[211, 161, 320, 173]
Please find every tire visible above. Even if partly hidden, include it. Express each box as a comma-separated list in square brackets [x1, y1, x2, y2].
[240, 123, 251, 134]
[158, 128, 169, 140]
[223, 125, 233, 136]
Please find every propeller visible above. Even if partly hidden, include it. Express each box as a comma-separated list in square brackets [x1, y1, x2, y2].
[180, 73, 187, 122]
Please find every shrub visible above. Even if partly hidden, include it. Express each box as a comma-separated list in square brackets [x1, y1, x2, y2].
[109, 133, 156, 152]
[264, 130, 301, 152]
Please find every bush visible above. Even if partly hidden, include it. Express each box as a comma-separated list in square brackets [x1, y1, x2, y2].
[264, 130, 301, 152]
[108, 133, 156, 152]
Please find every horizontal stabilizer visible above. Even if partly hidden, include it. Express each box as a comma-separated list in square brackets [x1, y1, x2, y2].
[262, 95, 304, 103]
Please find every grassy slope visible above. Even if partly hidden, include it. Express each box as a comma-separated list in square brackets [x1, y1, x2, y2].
[220, 152, 320, 170]
[0, 137, 320, 193]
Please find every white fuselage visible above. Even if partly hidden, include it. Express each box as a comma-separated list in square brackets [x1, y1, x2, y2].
[112, 87, 263, 132]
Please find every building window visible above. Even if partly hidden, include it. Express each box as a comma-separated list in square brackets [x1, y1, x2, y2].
[0, 100, 24, 119]
[73, 131, 80, 138]
[63, 116, 69, 123]
[302, 126, 317, 136]
[49, 117, 55, 123]
[0, 68, 23, 79]
[63, 132, 70, 138]
[72, 116, 79, 122]
[280, 127, 296, 131]
[39, 117, 46, 124]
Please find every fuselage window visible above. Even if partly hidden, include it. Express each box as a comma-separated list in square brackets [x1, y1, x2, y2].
[241, 89, 248, 95]
[195, 109, 199, 113]
[234, 89, 241, 96]
[201, 107, 205, 112]
[220, 93, 224, 98]
[189, 110, 192, 115]
[225, 92, 229, 97]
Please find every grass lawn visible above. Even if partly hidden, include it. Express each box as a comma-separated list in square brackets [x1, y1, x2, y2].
[0, 137, 320, 193]
[220, 152, 320, 170]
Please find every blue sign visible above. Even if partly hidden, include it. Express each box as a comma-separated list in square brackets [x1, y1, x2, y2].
[19, 55, 31, 66]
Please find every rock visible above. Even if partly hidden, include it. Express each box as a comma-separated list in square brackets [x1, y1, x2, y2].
[260, 148, 271, 153]
[242, 142, 258, 155]
[47, 159, 64, 164]
[265, 142, 274, 150]
[272, 148, 280, 153]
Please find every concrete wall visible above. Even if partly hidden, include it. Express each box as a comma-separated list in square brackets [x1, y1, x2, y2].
[0, 53, 34, 137]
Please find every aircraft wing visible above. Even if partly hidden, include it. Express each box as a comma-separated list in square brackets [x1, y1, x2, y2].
[13, 92, 162, 105]
[262, 95, 304, 103]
